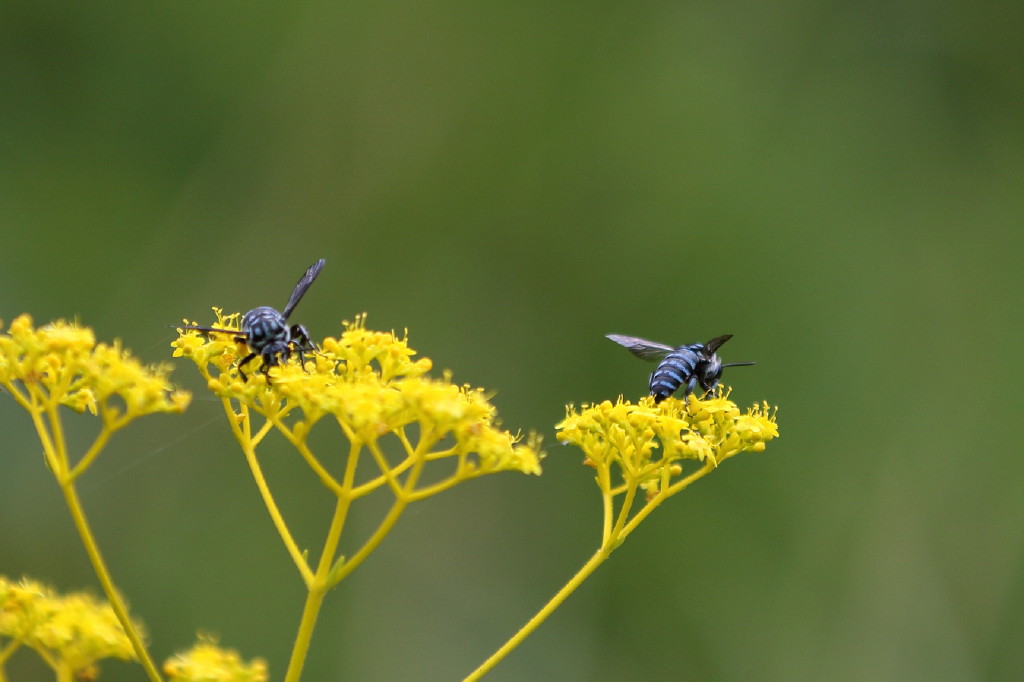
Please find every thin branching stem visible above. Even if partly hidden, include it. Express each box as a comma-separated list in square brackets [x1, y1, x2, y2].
[464, 546, 610, 682]
[59, 477, 161, 681]
[227, 400, 314, 585]
[284, 494, 350, 682]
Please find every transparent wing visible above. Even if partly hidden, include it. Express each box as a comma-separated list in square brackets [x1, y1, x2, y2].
[606, 334, 674, 362]
[282, 258, 326, 320]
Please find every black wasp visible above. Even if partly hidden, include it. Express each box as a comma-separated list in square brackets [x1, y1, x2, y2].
[607, 333, 755, 403]
[179, 259, 326, 381]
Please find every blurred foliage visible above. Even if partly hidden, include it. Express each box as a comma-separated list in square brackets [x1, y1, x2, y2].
[1, 1, 1022, 680]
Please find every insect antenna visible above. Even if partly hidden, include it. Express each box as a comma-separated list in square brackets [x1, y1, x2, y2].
[169, 324, 242, 336]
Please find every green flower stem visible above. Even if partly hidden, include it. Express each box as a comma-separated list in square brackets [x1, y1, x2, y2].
[464, 546, 609, 682]
[56, 662, 73, 682]
[328, 495, 408, 586]
[609, 481, 639, 545]
[285, 435, 413, 680]
[468, 459, 717, 680]
[27, 402, 60, 476]
[0, 639, 20, 677]
[284, 496, 349, 682]
[47, 406, 68, 476]
[269, 414, 344, 495]
[23, 385, 161, 680]
[67, 407, 125, 481]
[227, 402, 315, 586]
[59, 476, 161, 682]
[329, 438, 430, 585]
[617, 461, 715, 543]
[594, 464, 615, 546]
[29, 643, 59, 671]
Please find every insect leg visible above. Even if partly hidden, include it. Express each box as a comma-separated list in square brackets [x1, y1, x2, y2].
[289, 324, 318, 372]
[237, 352, 257, 382]
[266, 346, 285, 375]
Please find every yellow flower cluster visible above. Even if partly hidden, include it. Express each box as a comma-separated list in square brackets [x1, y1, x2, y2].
[0, 575, 140, 677]
[0, 314, 190, 419]
[172, 312, 542, 477]
[557, 390, 778, 495]
[163, 638, 267, 682]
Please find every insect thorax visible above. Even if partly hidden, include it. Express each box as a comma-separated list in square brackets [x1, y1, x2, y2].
[698, 354, 723, 389]
[242, 307, 290, 350]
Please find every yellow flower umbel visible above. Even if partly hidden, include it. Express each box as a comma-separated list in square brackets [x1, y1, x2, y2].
[1, 315, 190, 682]
[172, 312, 542, 682]
[0, 315, 191, 480]
[466, 389, 778, 680]
[163, 636, 267, 682]
[0, 575, 142, 681]
[558, 390, 777, 544]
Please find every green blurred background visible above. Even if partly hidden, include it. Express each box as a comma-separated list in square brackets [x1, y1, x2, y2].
[2, 2, 1022, 680]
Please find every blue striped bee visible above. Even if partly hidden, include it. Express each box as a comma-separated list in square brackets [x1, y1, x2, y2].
[179, 259, 326, 381]
[607, 333, 755, 403]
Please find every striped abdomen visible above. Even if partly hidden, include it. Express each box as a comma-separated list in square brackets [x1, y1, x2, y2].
[650, 346, 702, 402]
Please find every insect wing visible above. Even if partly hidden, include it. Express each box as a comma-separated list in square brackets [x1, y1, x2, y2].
[282, 258, 326, 320]
[703, 334, 734, 354]
[606, 334, 674, 362]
